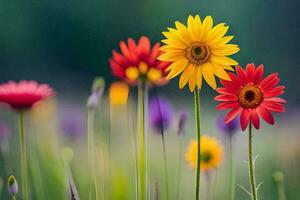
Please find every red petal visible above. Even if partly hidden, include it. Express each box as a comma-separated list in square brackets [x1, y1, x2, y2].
[216, 88, 232, 95]
[261, 101, 285, 112]
[257, 106, 274, 125]
[264, 86, 285, 98]
[138, 36, 151, 59]
[236, 66, 247, 84]
[260, 73, 279, 92]
[246, 63, 255, 82]
[216, 101, 240, 110]
[215, 94, 238, 101]
[109, 59, 125, 77]
[225, 106, 243, 124]
[264, 97, 286, 103]
[148, 43, 160, 65]
[240, 108, 250, 131]
[254, 64, 264, 84]
[112, 50, 129, 66]
[120, 40, 133, 61]
[250, 109, 260, 129]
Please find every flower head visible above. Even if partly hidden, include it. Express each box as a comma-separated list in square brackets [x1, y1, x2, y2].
[215, 64, 286, 131]
[159, 15, 239, 92]
[185, 135, 223, 172]
[0, 80, 54, 110]
[216, 114, 239, 136]
[7, 175, 18, 195]
[87, 77, 105, 109]
[149, 96, 173, 133]
[109, 36, 170, 86]
[109, 82, 129, 106]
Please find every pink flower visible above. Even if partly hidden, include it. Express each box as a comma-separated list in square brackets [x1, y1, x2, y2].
[0, 80, 54, 110]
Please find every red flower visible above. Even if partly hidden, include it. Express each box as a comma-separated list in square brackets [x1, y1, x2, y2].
[109, 36, 170, 86]
[0, 80, 54, 110]
[215, 64, 286, 131]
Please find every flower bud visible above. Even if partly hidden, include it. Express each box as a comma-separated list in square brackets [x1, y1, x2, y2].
[7, 175, 18, 195]
[177, 110, 188, 137]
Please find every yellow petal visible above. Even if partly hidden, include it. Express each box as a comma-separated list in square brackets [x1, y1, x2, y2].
[207, 24, 228, 44]
[193, 15, 202, 41]
[210, 36, 234, 48]
[147, 68, 162, 82]
[210, 56, 238, 66]
[222, 65, 235, 71]
[125, 67, 139, 81]
[212, 63, 231, 80]
[161, 39, 187, 49]
[163, 29, 189, 46]
[157, 51, 185, 61]
[187, 15, 195, 40]
[188, 65, 197, 92]
[196, 66, 203, 90]
[201, 62, 217, 89]
[174, 21, 193, 44]
[179, 64, 193, 89]
[166, 59, 188, 78]
[212, 44, 240, 56]
[200, 16, 213, 41]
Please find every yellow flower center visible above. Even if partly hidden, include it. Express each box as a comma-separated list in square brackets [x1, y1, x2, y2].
[238, 85, 263, 108]
[186, 42, 211, 65]
[125, 62, 162, 83]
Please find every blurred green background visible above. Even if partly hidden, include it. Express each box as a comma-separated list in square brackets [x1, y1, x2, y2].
[0, 0, 299, 104]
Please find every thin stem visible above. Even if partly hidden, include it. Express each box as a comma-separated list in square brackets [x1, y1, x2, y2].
[18, 111, 29, 200]
[138, 83, 147, 200]
[161, 133, 169, 200]
[87, 109, 98, 200]
[176, 138, 183, 200]
[248, 124, 258, 200]
[12, 195, 16, 200]
[229, 134, 236, 200]
[194, 90, 201, 200]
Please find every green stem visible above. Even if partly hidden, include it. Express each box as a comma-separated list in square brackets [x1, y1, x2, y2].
[87, 109, 98, 200]
[161, 134, 169, 200]
[18, 111, 28, 200]
[248, 124, 257, 200]
[176, 138, 183, 200]
[138, 83, 147, 200]
[229, 135, 236, 200]
[194, 90, 201, 200]
[12, 195, 16, 200]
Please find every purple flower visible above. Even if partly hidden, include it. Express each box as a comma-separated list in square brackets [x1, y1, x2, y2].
[149, 96, 173, 133]
[216, 114, 239, 136]
[177, 110, 188, 137]
[8, 175, 18, 195]
[59, 105, 86, 139]
[0, 121, 10, 140]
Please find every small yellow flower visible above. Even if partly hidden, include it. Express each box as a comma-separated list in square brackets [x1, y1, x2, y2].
[185, 135, 223, 172]
[109, 82, 129, 106]
[159, 15, 240, 92]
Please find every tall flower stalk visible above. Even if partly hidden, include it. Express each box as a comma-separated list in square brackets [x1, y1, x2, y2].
[138, 83, 147, 200]
[248, 124, 257, 200]
[18, 111, 28, 200]
[86, 77, 105, 200]
[194, 90, 201, 200]
[229, 134, 236, 200]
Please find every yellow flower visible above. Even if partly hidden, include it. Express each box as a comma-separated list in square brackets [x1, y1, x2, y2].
[185, 135, 223, 172]
[159, 15, 240, 92]
[109, 82, 129, 106]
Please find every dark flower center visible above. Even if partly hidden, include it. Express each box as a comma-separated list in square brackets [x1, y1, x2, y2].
[238, 85, 263, 108]
[201, 152, 212, 163]
[186, 42, 210, 65]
